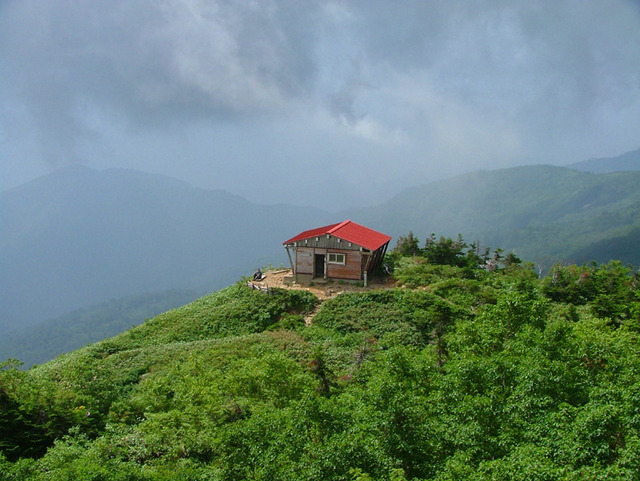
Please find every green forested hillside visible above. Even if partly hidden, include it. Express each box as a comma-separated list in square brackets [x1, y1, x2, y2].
[351, 166, 640, 267]
[0, 289, 199, 368]
[1, 237, 639, 480]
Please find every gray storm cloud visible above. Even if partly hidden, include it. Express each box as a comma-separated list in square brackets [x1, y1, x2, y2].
[2, 1, 317, 123]
[1, 0, 640, 205]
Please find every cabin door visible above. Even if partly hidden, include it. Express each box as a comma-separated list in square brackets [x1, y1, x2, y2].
[314, 254, 325, 278]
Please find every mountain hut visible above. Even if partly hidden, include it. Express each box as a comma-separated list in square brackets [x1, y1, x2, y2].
[283, 220, 391, 285]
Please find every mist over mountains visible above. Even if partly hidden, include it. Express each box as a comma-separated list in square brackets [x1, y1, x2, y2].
[1, 150, 639, 364]
[351, 164, 640, 269]
[0, 289, 198, 368]
[0, 166, 330, 333]
[569, 147, 640, 174]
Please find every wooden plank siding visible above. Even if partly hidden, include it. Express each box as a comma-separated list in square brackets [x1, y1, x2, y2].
[292, 235, 367, 252]
[293, 246, 362, 280]
[293, 248, 315, 275]
[326, 249, 362, 280]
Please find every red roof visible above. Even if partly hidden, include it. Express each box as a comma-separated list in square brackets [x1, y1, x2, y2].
[283, 220, 392, 251]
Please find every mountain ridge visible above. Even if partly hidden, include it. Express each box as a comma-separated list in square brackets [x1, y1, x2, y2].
[3, 159, 639, 341]
[349, 165, 640, 267]
[0, 166, 332, 332]
[568, 147, 640, 173]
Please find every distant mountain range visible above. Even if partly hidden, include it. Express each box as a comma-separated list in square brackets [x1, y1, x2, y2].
[568, 147, 640, 173]
[0, 166, 330, 333]
[0, 289, 198, 368]
[351, 165, 640, 269]
[2, 150, 639, 365]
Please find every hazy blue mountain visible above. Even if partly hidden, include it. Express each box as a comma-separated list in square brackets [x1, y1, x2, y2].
[568, 147, 640, 173]
[3, 162, 639, 344]
[0, 289, 199, 368]
[349, 165, 640, 268]
[0, 166, 331, 332]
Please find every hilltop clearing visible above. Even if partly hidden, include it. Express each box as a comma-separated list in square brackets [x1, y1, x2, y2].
[248, 268, 396, 325]
[249, 268, 396, 300]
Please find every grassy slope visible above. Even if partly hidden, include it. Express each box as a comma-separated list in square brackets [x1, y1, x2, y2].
[1, 263, 639, 480]
[0, 289, 200, 368]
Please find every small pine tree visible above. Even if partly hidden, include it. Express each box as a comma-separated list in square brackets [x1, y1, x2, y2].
[394, 231, 421, 256]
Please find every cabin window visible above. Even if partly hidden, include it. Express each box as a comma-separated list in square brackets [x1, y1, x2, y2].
[328, 253, 346, 265]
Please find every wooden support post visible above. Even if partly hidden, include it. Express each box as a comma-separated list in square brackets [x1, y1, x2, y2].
[323, 254, 327, 280]
[363, 252, 372, 280]
[285, 245, 295, 273]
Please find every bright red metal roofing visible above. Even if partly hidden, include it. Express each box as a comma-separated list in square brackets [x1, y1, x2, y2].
[283, 220, 392, 251]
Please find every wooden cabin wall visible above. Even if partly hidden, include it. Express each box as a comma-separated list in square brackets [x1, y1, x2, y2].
[326, 250, 362, 280]
[293, 246, 363, 280]
[294, 247, 315, 275]
[288, 235, 391, 282]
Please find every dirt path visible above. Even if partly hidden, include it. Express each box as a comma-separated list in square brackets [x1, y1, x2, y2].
[253, 269, 396, 326]
[255, 269, 395, 300]
[303, 304, 321, 326]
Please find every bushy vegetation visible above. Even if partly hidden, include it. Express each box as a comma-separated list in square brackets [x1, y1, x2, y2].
[1, 236, 639, 480]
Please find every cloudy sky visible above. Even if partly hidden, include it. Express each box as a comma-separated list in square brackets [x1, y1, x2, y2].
[2, 0, 640, 208]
